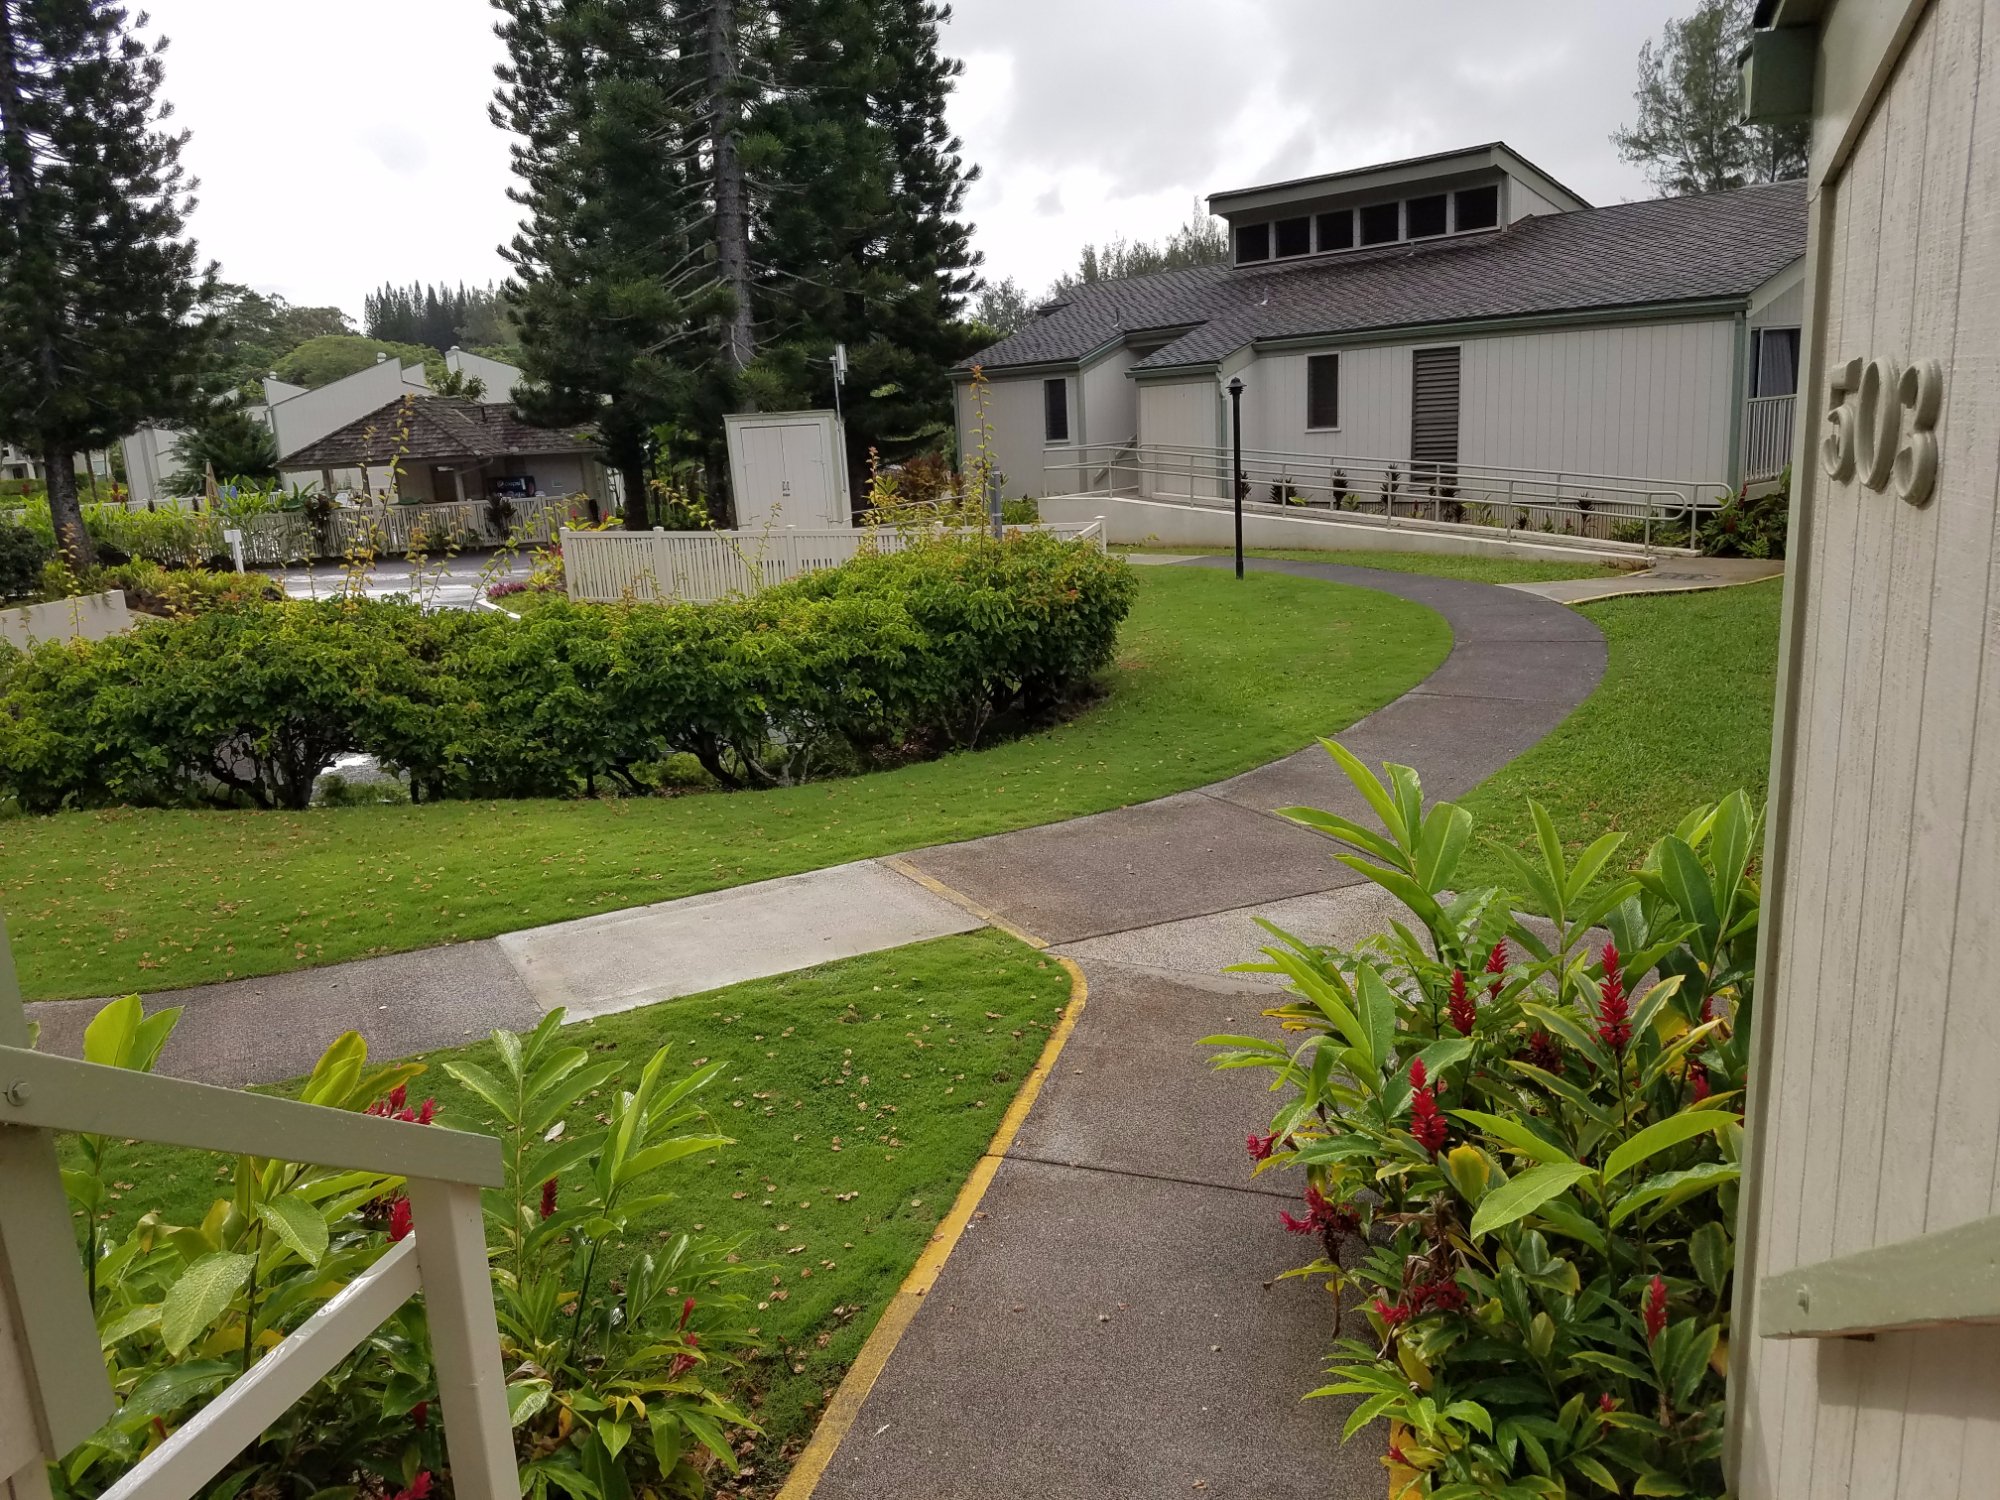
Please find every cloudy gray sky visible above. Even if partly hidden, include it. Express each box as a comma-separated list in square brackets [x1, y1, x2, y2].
[141, 0, 1689, 323]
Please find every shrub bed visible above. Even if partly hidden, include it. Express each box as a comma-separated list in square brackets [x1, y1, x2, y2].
[1210, 743, 1752, 1499]
[0, 533, 1134, 812]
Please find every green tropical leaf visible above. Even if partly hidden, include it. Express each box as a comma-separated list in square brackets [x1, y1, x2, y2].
[258, 1192, 330, 1267]
[161, 1252, 254, 1355]
[1603, 1110, 1731, 1181]
[1450, 1110, 1577, 1167]
[1468, 1162, 1593, 1238]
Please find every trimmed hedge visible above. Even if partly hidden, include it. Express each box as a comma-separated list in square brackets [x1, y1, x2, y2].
[0, 533, 1134, 811]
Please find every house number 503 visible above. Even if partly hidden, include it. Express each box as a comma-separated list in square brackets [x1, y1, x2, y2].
[1822, 356, 1943, 506]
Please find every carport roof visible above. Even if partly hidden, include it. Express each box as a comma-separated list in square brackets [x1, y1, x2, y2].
[279, 396, 601, 468]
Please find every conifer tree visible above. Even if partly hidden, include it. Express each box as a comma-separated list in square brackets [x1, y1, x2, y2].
[749, 0, 979, 492]
[0, 0, 216, 569]
[492, 0, 728, 529]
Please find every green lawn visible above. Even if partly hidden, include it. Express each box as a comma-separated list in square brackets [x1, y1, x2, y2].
[1114, 545, 1626, 584]
[2, 567, 1450, 1000]
[1455, 579, 1783, 885]
[63, 929, 1071, 1493]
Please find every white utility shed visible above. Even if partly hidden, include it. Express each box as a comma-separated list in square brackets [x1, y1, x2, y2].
[725, 410, 851, 532]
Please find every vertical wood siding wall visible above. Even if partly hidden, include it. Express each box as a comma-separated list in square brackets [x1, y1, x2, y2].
[1082, 347, 1141, 448]
[1737, 0, 2000, 1494]
[1247, 320, 1738, 482]
[1751, 277, 1807, 329]
[957, 373, 1052, 499]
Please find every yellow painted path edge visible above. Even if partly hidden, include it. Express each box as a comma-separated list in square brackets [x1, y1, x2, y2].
[772, 936, 1085, 1498]
[881, 855, 1049, 951]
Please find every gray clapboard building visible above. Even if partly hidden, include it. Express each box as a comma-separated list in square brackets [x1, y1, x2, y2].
[956, 143, 1807, 516]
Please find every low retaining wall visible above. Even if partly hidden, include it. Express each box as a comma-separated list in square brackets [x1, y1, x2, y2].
[0, 590, 132, 650]
[1037, 494, 1687, 564]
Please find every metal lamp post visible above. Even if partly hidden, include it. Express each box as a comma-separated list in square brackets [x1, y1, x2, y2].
[1227, 376, 1245, 579]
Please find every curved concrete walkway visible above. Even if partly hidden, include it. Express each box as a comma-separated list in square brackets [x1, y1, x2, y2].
[25, 557, 1608, 1499]
[797, 556, 1602, 1500]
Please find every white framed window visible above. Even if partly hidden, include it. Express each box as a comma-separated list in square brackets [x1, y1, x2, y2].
[1043, 377, 1070, 443]
[1306, 353, 1340, 430]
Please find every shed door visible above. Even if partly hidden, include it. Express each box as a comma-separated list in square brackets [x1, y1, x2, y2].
[739, 421, 832, 528]
[778, 422, 834, 525]
[1410, 347, 1461, 478]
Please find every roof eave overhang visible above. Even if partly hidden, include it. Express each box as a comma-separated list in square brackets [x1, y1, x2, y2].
[956, 322, 1209, 380]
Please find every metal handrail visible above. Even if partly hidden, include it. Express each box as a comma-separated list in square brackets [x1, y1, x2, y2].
[1045, 441, 1731, 551]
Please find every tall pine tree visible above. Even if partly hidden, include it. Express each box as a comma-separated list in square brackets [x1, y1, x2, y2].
[493, 0, 727, 529]
[747, 0, 979, 494]
[0, 0, 216, 569]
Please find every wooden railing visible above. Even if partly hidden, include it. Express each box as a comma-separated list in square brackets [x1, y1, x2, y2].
[0, 915, 519, 1500]
[562, 521, 1108, 604]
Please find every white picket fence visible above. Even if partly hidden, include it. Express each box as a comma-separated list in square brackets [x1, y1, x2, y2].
[561, 521, 1108, 604]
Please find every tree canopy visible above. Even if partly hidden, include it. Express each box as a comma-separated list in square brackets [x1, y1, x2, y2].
[364, 280, 518, 355]
[0, 0, 218, 567]
[270, 334, 440, 390]
[207, 283, 353, 395]
[1612, 0, 1807, 195]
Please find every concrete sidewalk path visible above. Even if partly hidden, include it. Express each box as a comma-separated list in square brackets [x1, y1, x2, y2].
[795, 557, 1605, 1499]
[1506, 554, 1782, 605]
[26, 860, 984, 1087]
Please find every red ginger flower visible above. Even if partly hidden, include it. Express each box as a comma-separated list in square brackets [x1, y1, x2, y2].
[388, 1196, 413, 1243]
[1246, 1130, 1277, 1162]
[391, 1473, 432, 1500]
[539, 1177, 559, 1219]
[1447, 969, 1476, 1036]
[1596, 942, 1632, 1052]
[1527, 1029, 1563, 1073]
[388, 1084, 408, 1113]
[1689, 1063, 1712, 1103]
[1373, 1297, 1410, 1328]
[1485, 939, 1508, 1002]
[416, 1097, 436, 1125]
[411, 1400, 429, 1430]
[1643, 1275, 1669, 1341]
[679, 1295, 697, 1331]
[1280, 1184, 1356, 1237]
[1408, 1058, 1449, 1155]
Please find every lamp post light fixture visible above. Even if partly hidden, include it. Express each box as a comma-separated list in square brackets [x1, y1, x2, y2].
[1227, 375, 1245, 579]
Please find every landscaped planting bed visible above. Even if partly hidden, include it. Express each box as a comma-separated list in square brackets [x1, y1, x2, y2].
[1213, 745, 1754, 1498]
[53, 929, 1071, 1500]
[0, 532, 1135, 811]
[0, 565, 1450, 999]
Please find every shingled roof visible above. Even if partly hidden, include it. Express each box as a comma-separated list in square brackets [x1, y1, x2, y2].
[964, 179, 1807, 375]
[279, 396, 601, 468]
